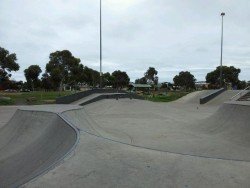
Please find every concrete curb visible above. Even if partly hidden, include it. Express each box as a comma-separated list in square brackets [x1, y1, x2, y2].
[56, 89, 127, 104]
[80, 93, 144, 106]
[200, 88, 226, 104]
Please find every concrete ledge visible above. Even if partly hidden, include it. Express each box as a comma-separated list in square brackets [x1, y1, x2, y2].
[56, 89, 127, 104]
[80, 93, 145, 106]
[200, 88, 226, 104]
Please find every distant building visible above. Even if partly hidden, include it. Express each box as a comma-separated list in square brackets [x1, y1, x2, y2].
[195, 81, 209, 90]
[129, 83, 151, 94]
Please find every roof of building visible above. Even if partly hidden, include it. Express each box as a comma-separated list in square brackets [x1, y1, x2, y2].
[130, 83, 152, 88]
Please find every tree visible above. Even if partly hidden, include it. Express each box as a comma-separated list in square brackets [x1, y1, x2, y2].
[68, 63, 84, 90]
[237, 80, 247, 90]
[103, 72, 114, 87]
[91, 69, 100, 87]
[112, 70, 130, 89]
[144, 67, 158, 85]
[80, 66, 92, 86]
[45, 50, 81, 91]
[41, 72, 53, 91]
[80, 66, 100, 87]
[135, 77, 147, 84]
[160, 82, 172, 90]
[206, 66, 241, 88]
[0, 47, 19, 89]
[173, 71, 196, 90]
[24, 65, 42, 91]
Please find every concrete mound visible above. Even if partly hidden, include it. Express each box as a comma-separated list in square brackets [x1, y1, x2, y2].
[0, 110, 77, 187]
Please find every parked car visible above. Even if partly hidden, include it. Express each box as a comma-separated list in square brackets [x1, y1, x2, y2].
[20, 89, 30, 92]
[4, 89, 17, 92]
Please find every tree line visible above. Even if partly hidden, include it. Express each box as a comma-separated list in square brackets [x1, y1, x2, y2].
[0, 46, 249, 91]
[135, 67, 197, 91]
[134, 66, 248, 90]
[0, 47, 130, 91]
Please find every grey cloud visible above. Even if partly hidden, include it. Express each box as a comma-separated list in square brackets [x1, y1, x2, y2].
[0, 0, 249, 83]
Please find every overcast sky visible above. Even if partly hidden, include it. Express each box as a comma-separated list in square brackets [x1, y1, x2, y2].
[1, 0, 250, 82]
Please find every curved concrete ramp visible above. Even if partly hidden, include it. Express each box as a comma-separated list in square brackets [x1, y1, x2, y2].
[176, 90, 217, 104]
[176, 90, 242, 106]
[205, 90, 242, 105]
[19, 100, 250, 187]
[0, 110, 77, 187]
[73, 99, 250, 161]
[195, 103, 250, 144]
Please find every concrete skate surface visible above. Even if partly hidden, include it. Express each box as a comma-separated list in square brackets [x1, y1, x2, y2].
[0, 90, 250, 187]
[0, 105, 80, 187]
[71, 93, 126, 105]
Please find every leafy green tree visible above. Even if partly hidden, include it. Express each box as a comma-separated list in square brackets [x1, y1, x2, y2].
[80, 66, 100, 87]
[135, 77, 147, 84]
[41, 73, 53, 91]
[144, 67, 158, 85]
[68, 63, 85, 90]
[91, 69, 101, 87]
[173, 71, 196, 91]
[80, 66, 92, 86]
[206, 66, 241, 87]
[24, 65, 42, 91]
[112, 70, 130, 89]
[0, 47, 19, 89]
[237, 80, 247, 90]
[103, 72, 114, 87]
[160, 82, 172, 90]
[46, 50, 81, 91]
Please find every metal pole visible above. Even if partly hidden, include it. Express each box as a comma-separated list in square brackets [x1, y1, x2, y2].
[99, 0, 103, 88]
[220, 12, 225, 87]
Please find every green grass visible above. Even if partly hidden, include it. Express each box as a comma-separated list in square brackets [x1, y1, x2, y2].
[0, 90, 190, 105]
[144, 91, 190, 102]
[0, 98, 15, 105]
[0, 91, 74, 105]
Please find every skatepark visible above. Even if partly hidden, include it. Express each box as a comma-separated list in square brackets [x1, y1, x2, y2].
[0, 89, 250, 187]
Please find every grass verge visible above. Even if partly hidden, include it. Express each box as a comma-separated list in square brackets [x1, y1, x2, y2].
[0, 98, 15, 105]
[144, 91, 190, 102]
[0, 91, 74, 105]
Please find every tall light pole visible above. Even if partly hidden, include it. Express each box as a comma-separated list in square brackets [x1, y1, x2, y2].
[100, 0, 103, 88]
[220, 12, 225, 87]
